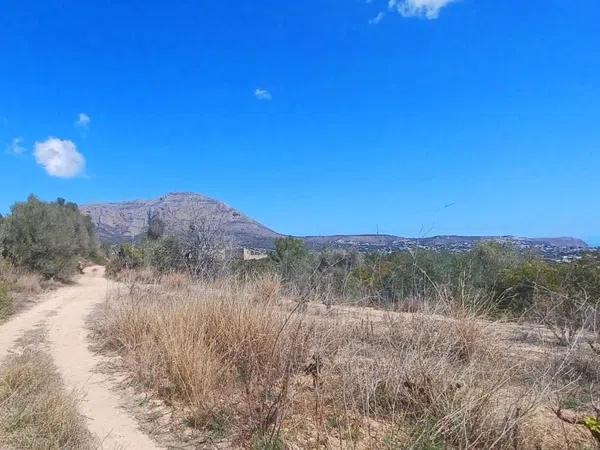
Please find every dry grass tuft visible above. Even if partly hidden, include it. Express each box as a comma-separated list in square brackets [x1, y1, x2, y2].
[12, 273, 43, 296]
[0, 349, 94, 449]
[92, 279, 310, 443]
[249, 273, 282, 304]
[159, 272, 193, 290]
[0, 258, 56, 321]
[108, 267, 159, 285]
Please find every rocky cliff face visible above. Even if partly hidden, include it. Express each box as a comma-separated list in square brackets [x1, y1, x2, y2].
[80, 192, 280, 248]
[81, 192, 589, 254]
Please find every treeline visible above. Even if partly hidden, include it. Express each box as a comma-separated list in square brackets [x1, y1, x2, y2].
[107, 219, 600, 329]
[262, 238, 600, 319]
[0, 195, 99, 280]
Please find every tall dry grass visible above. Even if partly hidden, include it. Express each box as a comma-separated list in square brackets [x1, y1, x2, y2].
[91, 274, 592, 449]
[0, 349, 94, 449]
[92, 276, 310, 445]
[0, 258, 55, 321]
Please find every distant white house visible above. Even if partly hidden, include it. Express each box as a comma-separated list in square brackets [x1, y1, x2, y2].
[241, 248, 268, 261]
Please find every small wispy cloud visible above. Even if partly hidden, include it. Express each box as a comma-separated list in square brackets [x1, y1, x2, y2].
[254, 88, 272, 101]
[6, 137, 25, 155]
[388, 0, 456, 19]
[34, 137, 85, 178]
[369, 11, 385, 24]
[75, 112, 91, 128]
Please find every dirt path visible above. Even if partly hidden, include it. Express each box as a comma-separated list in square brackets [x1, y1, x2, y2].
[0, 266, 161, 450]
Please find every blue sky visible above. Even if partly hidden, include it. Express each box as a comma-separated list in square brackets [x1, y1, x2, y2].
[1, 0, 599, 244]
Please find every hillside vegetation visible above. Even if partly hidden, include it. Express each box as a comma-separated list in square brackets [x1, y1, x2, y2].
[98, 221, 600, 448]
[107, 228, 600, 332]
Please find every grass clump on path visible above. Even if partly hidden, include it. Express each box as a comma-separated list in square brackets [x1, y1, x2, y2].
[0, 349, 94, 449]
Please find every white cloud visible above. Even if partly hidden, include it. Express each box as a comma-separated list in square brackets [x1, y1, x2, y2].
[34, 137, 85, 178]
[254, 88, 272, 101]
[76, 113, 91, 127]
[389, 0, 456, 19]
[6, 137, 25, 155]
[369, 11, 385, 24]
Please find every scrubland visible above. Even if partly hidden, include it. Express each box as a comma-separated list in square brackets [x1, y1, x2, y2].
[91, 272, 600, 449]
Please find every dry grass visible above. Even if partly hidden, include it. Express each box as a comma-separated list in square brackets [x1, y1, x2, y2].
[92, 277, 310, 445]
[107, 267, 159, 284]
[159, 271, 193, 290]
[0, 258, 57, 321]
[0, 349, 94, 449]
[90, 275, 598, 449]
[12, 273, 43, 296]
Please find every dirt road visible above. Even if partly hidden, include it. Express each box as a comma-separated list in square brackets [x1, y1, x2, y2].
[0, 266, 160, 450]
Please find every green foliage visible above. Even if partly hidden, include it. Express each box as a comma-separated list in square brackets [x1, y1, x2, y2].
[356, 250, 442, 301]
[568, 253, 600, 301]
[494, 259, 562, 313]
[0, 196, 98, 280]
[348, 242, 600, 318]
[106, 243, 145, 275]
[206, 410, 231, 439]
[270, 237, 310, 283]
[145, 236, 186, 273]
[251, 433, 285, 450]
[104, 222, 600, 322]
[145, 213, 165, 242]
[312, 250, 363, 298]
[468, 242, 524, 290]
[583, 416, 600, 443]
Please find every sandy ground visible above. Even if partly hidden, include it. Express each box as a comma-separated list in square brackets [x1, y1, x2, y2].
[0, 266, 161, 450]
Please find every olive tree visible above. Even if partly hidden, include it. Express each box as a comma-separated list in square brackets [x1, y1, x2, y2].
[0, 196, 98, 279]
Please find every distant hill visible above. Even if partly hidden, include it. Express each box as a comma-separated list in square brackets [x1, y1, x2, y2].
[81, 192, 588, 254]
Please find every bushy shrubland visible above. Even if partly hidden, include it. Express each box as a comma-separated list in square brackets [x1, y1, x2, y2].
[106, 216, 600, 325]
[96, 226, 600, 447]
[0, 196, 98, 280]
[107, 214, 232, 281]
[266, 237, 363, 302]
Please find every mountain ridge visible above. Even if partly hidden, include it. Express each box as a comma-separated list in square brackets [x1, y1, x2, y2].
[80, 192, 589, 252]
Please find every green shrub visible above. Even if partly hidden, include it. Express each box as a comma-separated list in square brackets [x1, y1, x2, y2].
[270, 237, 311, 284]
[106, 243, 145, 276]
[493, 260, 561, 313]
[146, 236, 185, 273]
[0, 196, 98, 280]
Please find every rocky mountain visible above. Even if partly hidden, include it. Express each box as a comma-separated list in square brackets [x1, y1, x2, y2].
[80, 192, 280, 248]
[81, 192, 589, 255]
